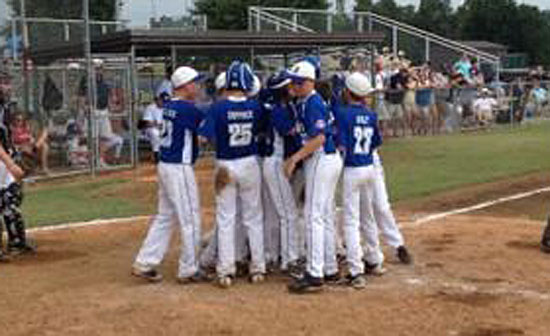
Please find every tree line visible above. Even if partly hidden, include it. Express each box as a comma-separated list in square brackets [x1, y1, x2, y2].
[194, 0, 550, 67]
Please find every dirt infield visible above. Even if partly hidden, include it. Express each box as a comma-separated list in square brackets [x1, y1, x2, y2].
[2, 213, 550, 335]
[3, 161, 550, 335]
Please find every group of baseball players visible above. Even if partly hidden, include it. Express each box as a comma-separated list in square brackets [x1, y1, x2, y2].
[131, 57, 413, 294]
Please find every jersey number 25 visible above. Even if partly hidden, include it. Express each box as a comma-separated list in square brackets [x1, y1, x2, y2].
[229, 123, 252, 147]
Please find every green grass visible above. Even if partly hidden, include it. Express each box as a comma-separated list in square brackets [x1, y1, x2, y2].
[23, 178, 152, 228]
[381, 122, 550, 201]
[21, 121, 550, 228]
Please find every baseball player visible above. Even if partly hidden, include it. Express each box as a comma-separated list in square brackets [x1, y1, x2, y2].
[260, 71, 303, 274]
[333, 72, 381, 289]
[0, 81, 34, 257]
[284, 61, 343, 293]
[361, 150, 412, 272]
[541, 217, 550, 253]
[132, 66, 204, 283]
[198, 60, 266, 288]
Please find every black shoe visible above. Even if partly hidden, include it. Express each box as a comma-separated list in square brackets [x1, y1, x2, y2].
[177, 270, 209, 284]
[397, 246, 413, 264]
[132, 267, 163, 283]
[541, 217, 550, 253]
[346, 274, 367, 289]
[324, 272, 341, 285]
[8, 241, 37, 256]
[288, 273, 323, 294]
[0, 251, 11, 263]
[285, 261, 304, 280]
[364, 261, 387, 276]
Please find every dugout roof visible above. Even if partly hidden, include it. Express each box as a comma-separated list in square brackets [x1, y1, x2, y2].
[29, 29, 386, 64]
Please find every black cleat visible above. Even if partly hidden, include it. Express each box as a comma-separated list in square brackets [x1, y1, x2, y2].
[397, 246, 413, 264]
[288, 273, 323, 294]
[541, 217, 550, 254]
[132, 267, 163, 283]
[346, 274, 367, 289]
[177, 270, 209, 284]
[8, 240, 37, 256]
[324, 272, 342, 285]
[0, 250, 11, 263]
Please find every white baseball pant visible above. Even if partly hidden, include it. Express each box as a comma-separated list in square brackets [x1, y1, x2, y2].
[304, 152, 343, 278]
[216, 156, 265, 277]
[361, 159, 405, 265]
[134, 162, 201, 278]
[262, 156, 299, 269]
[262, 177, 280, 265]
[290, 166, 307, 259]
[343, 165, 377, 277]
[199, 199, 248, 269]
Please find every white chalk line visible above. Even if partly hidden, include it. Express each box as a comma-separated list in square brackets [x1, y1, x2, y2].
[27, 215, 151, 233]
[404, 186, 550, 228]
[26, 185, 550, 234]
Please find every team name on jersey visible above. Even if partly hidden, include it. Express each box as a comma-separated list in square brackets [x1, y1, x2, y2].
[355, 115, 372, 125]
[228, 110, 253, 120]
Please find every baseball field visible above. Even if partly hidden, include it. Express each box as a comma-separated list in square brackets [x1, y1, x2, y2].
[3, 121, 550, 335]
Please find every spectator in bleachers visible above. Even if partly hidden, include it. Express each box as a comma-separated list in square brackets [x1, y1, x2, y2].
[10, 113, 49, 175]
[374, 59, 390, 136]
[385, 60, 406, 137]
[473, 88, 497, 126]
[454, 54, 472, 83]
[402, 66, 418, 135]
[141, 92, 168, 163]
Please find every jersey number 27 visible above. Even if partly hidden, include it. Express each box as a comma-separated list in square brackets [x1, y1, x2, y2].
[353, 126, 373, 154]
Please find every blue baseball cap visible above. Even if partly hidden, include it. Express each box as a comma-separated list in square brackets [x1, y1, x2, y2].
[226, 60, 254, 92]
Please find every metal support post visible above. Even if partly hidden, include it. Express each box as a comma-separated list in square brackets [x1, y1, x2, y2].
[256, 8, 261, 32]
[84, 0, 97, 176]
[130, 46, 138, 169]
[357, 14, 363, 33]
[171, 45, 177, 72]
[392, 26, 398, 55]
[327, 13, 333, 33]
[425, 38, 430, 62]
[11, 18, 17, 61]
[292, 12, 298, 32]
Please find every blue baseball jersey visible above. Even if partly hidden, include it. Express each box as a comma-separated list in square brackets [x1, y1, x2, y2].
[198, 97, 263, 160]
[333, 102, 382, 167]
[259, 102, 301, 158]
[160, 99, 204, 165]
[294, 91, 336, 154]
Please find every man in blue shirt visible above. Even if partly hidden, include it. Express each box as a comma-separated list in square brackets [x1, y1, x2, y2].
[132, 66, 204, 284]
[284, 61, 343, 293]
[198, 60, 266, 288]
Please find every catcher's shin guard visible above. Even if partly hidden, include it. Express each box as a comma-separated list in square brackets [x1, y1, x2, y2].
[541, 216, 550, 254]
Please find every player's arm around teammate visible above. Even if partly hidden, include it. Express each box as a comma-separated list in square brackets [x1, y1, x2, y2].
[132, 66, 204, 284]
[198, 60, 265, 288]
[284, 61, 343, 294]
[335, 73, 382, 289]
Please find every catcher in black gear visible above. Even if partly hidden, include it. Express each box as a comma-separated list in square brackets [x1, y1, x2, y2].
[541, 217, 550, 254]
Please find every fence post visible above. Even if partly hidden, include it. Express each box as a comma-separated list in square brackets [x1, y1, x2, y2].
[292, 12, 298, 32]
[64, 22, 70, 41]
[256, 8, 261, 33]
[367, 12, 373, 32]
[357, 14, 363, 33]
[327, 13, 332, 33]
[392, 25, 398, 55]
[11, 18, 17, 61]
[425, 37, 430, 62]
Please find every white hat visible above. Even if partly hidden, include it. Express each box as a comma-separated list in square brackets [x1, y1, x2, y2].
[215, 72, 226, 91]
[92, 59, 104, 68]
[288, 61, 316, 81]
[481, 87, 490, 94]
[247, 75, 262, 97]
[345, 72, 373, 97]
[171, 66, 201, 89]
[398, 50, 405, 57]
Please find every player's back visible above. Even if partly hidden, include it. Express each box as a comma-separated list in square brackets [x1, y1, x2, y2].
[159, 99, 202, 165]
[203, 97, 262, 160]
[334, 103, 381, 167]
